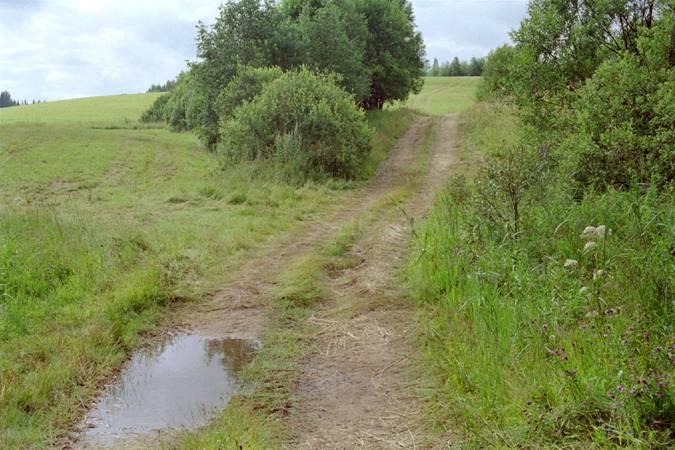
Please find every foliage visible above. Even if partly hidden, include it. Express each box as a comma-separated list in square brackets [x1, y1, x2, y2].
[572, 14, 675, 190]
[410, 101, 674, 447]
[147, 79, 176, 93]
[292, 1, 371, 102]
[0, 91, 19, 108]
[429, 56, 486, 77]
[219, 68, 373, 180]
[215, 66, 283, 120]
[476, 45, 517, 100]
[478, 0, 674, 190]
[140, 93, 170, 122]
[355, 0, 426, 109]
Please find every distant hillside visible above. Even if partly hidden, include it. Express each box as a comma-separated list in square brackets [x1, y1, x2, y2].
[0, 93, 161, 124]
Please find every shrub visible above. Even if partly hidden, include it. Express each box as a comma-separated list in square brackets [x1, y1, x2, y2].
[215, 66, 283, 120]
[140, 93, 170, 122]
[219, 68, 373, 180]
[572, 15, 674, 190]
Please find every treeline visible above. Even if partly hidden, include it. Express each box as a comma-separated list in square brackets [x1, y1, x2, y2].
[142, 0, 426, 171]
[428, 56, 485, 77]
[147, 80, 176, 93]
[0, 91, 46, 108]
[413, 0, 673, 447]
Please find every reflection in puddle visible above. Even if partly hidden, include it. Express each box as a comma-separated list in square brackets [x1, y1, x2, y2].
[82, 334, 257, 441]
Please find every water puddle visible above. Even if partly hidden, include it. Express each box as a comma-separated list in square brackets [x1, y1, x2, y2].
[80, 334, 257, 445]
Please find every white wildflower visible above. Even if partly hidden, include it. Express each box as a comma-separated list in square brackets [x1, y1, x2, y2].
[564, 259, 578, 269]
[581, 225, 608, 240]
[580, 226, 597, 240]
[584, 241, 598, 253]
[579, 286, 589, 295]
[595, 225, 606, 240]
[593, 269, 605, 280]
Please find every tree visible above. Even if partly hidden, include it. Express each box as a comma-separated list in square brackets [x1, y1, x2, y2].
[0, 91, 16, 108]
[355, 0, 425, 109]
[294, 2, 371, 102]
[509, 0, 669, 126]
[448, 57, 463, 76]
[477, 45, 517, 99]
[192, 0, 281, 148]
[430, 58, 440, 76]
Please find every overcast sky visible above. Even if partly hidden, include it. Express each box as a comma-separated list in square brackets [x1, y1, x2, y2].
[0, 0, 529, 101]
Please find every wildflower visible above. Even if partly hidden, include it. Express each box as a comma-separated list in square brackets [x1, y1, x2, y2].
[581, 226, 597, 240]
[616, 384, 624, 393]
[584, 241, 597, 252]
[593, 269, 605, 280]
[595, 225, 606, 240]
[579, 286, 589, 295]
[564, 259, 578, 269]
[656, 391, 664, 398]
[655, 346, 663, 353]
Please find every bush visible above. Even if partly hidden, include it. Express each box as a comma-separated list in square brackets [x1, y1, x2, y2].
[216, 66, 283, 120]
[140, 93, 170, 122]
[572, 15, 674, 190]
[219, 68, 373, 180]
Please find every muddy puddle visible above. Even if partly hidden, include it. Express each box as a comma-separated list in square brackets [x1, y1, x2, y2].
[79, 333, 257, 446]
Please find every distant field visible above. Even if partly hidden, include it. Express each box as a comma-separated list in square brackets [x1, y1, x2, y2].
[399, 76, 480, 115]
[0, 93, 161, 123]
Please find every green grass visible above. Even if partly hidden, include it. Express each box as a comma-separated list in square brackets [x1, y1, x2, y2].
[0, 93, 162, 124]
[0, 94, 416, 448]
[408, 102, 674, 448]
[396, 77, 481, 115]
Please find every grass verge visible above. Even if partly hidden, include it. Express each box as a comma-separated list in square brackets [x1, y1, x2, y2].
[408, 102, 674, 448]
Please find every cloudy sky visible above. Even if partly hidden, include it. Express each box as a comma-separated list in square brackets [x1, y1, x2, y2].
[0, 0, 528, 101]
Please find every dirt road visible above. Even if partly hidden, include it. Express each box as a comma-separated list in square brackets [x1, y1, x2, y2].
[74, 113, 459, 449]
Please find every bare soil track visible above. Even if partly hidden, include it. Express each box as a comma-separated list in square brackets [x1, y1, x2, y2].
[74, 113, 459, 449]
[289, 114, 459, 449]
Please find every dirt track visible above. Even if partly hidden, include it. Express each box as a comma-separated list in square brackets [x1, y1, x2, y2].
[75, 113, 459, 449]
[288, 114, 459, 449]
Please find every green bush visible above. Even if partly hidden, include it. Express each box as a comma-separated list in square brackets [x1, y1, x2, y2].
[219, 67, 373, 180]
[140, 93, 170, 122]
[572, 16, 674, 190]
[216, 66, 283, 120]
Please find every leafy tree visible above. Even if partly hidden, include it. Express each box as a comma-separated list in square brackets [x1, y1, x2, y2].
[0, 91, 18, 108]
[448, 57, 463, 76]
[477, 45, 517, 99]
[355, 0, 425, 109]
[192, 0, 281, 148]
[147, 80, 176, 93]
[294, 2, 371, 102]
[510, 0, 669, 125]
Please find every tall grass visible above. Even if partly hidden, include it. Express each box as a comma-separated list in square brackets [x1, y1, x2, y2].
[409, 103, 674, 447]
[0, 211, 173, 447]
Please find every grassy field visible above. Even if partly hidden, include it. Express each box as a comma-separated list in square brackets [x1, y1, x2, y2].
[397, 77, 481, 115]
[0, 94, 162, 124]
[0, 94, 416, 448]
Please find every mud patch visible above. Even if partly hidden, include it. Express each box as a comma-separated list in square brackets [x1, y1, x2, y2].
[78, 334, 257, 447]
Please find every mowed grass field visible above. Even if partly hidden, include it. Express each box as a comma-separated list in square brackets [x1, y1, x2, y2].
[399, 77, 481, 115]
[0, 93, 163, 124]
[0, 93, 418, 448]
